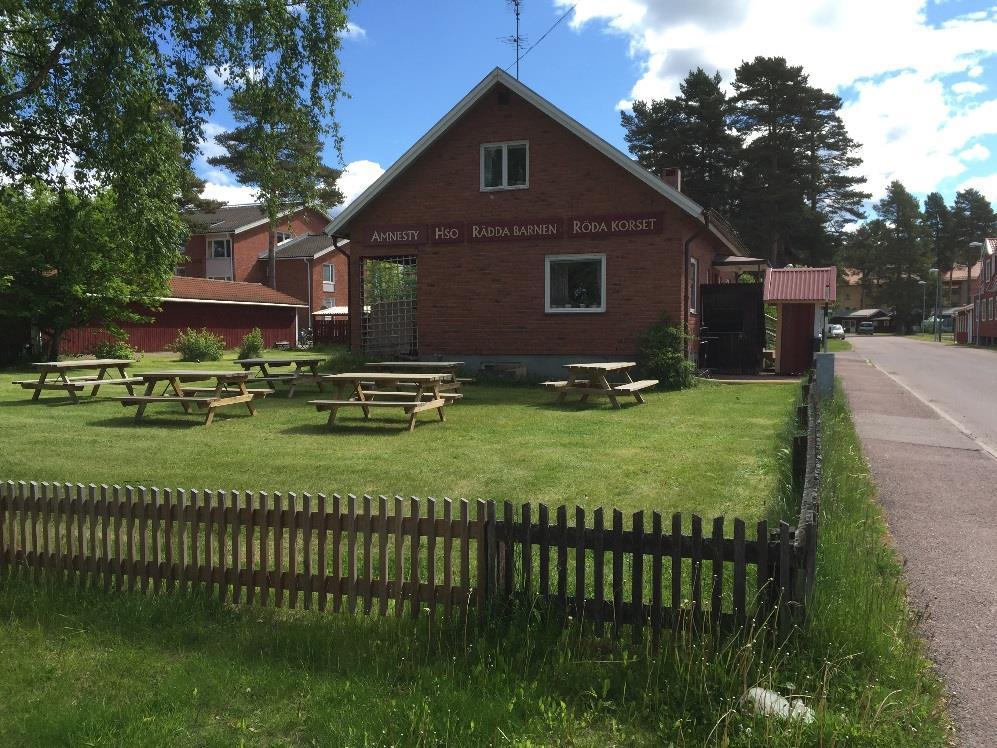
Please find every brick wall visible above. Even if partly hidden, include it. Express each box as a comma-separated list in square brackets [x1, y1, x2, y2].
[344, 83, 735, 357]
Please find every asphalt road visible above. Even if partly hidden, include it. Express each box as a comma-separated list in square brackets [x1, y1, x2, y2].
[847, 335, 997, 456]
[836, 337, 997, 746]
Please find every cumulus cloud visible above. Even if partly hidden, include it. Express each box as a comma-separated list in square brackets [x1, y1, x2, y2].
[556, 0, 997, 199]
[959, 144, 991, 162]
[333, 159, 385, 212]
[343, 21, 367, 40]
[958, 174, 997, 205]
[200, 182, 258, 205]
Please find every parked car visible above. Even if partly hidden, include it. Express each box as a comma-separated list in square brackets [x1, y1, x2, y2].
[828, 323, 846, 340]
[857, 321, 875, 335]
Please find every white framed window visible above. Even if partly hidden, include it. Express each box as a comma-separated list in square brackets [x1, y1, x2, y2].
[322, 263, 335, 292]
[480, 141, 528, 191]
[207, 275, 232, 282]
[208, 237, 231, 258]
[689, 257, 700, 314]
[276, 231, 293, 244]
[545, 254, 606, 313]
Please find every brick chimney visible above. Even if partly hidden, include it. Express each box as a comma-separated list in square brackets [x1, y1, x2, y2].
[661, 167, 681, 192]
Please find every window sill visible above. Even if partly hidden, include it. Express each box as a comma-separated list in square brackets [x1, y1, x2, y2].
[323, 282, 336, 292]
[546, 307, 606, 314]
[480, 184, 529, 193]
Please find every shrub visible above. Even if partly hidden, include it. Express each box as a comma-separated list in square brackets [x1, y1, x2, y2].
[237, 327, 265, 359]
[636, 316, 696, 390]
[172, 327, 225, 361]
[91, 338, 139, 360]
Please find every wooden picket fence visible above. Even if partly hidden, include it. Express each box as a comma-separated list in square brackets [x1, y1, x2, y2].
[0, 378, 822, 639]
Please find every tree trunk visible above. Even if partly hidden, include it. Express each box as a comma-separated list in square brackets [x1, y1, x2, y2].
[46, 329, 63, 361]
[269, 226, 277, 289]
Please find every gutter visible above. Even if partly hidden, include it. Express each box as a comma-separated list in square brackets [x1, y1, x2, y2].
[683, 209, 711, 357]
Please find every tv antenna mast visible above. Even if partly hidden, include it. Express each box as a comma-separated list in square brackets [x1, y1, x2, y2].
[502, 0, 527, 80]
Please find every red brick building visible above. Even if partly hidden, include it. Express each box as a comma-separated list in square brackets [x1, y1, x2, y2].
[325, 68, 747, 376]
[180, 204, 348, 323]
[973, 238, 997, 344]
[61, 277, 306, 353]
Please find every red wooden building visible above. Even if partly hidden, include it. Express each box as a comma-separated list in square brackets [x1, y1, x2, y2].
[324, 68, 748, 377]
[181, 204, 348, 323]
[972, 238, 997, 345]
[61, 277, 307, 354]
[763, 267, 836, 375]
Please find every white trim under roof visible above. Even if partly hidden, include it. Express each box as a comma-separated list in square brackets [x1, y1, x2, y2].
[324, 67, 743, 257]
[164, 297, 307, 309]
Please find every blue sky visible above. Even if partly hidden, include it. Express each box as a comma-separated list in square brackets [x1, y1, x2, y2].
[197, 0, 997, 217]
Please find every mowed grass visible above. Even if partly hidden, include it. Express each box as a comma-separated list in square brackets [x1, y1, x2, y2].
[0, 350, 797, 520]
[0, 379, 949, 746]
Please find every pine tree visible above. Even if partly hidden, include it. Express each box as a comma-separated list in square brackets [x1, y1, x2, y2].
[922, 192, 954, 306]
[951, 188, 996, 274]
[621, 68, 741, 213]
[871, 181, 929, 330]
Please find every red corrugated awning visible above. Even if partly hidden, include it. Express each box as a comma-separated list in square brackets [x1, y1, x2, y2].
[763, 267, 837, 303]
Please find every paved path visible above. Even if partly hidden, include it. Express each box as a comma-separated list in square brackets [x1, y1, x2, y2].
[837, 338, 997, 746]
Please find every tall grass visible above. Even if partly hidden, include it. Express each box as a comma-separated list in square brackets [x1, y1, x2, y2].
[0, 382, 949, 746]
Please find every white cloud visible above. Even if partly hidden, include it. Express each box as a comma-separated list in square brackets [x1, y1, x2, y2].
[343, 21, 367, 40]
[952, 80, 986, 95]
[557, 0, 997, 199]
[958, 173, 997, 205]
[959, 144, 991, 162]
[206, 65, 263, 90]
[200, 182, 258, 205]
[335, 159, 385, 209]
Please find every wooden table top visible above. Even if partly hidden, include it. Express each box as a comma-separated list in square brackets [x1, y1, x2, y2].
[364, 361, 463, 369]
[323, 372, 447, 383]
[563, 361, 637, 372]
[235, 357, 325, 366]
[139, 370, 251, 381]
[32, 359, 134, 370]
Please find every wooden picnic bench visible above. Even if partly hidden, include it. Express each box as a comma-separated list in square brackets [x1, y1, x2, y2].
[12, 359, 141, 403]
[311, 372, 452, 432]
[114, 371, 263, 425]
[362, 361, 468, 392]
[234, 356, 327, 397]
[542, 361, 658, 409]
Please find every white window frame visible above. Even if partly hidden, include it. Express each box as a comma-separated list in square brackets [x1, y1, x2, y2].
[208, 237, 232, 259]
[207, 275, 233, 282]
[544, 254, 606, 314]
[480, 141, 529, 192]
[689, 257, 700, 314]
[321, 296, 336, 309]
[276, 231, 293, 244]
[322, 263, 336, 292]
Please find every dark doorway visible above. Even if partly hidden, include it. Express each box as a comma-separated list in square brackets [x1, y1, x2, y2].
[779, 303, 816, 374]
[699, 284, 764, 373]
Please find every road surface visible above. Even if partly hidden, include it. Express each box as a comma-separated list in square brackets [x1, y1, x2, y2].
[837, 336, 997, 746]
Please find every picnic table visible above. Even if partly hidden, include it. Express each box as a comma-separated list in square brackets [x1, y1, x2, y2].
[114, 370, 266, 425]
[311, 372, 457, 432]
[12, 359, 141, 403]
[542, 362, 658, 409]
[234, 356, 327, 397]
[362, 361, 468, 393]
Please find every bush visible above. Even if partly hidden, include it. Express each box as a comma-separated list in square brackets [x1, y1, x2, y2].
[237, 327, 265, 359]
[636, 317, 696, 390]
[91, 338, 139, 360]
[172, 327, 225, 361]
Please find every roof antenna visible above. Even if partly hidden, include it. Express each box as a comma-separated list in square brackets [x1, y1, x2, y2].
[502, 0, 527, 80]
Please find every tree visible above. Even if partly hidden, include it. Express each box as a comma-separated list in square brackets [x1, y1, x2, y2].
[731, 57, 867, 265]
[621, 68, 741, 213]
[951, 188, 996, 273]
[1, 1, 353, 344]
[0, 185, 187, 359]
[922, 192, 955, 306]
[209, 80, 344, 287]
[870, 181, 929, 331]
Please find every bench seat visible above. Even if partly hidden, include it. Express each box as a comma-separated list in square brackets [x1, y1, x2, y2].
[181, 387, 271, 396]
[360, 390, 462, 400]
[612, 379, 659, 392]
[116, 395, 216, 405]
[540, 380, 568, 389]
[13, 380, 87, 390]
[311, 399, 433, 409]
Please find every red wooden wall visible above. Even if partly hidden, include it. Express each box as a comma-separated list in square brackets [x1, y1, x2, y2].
[61, 301, 299, 353]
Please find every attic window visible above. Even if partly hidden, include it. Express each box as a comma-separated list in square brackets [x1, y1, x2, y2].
[481, 141, 528, 191]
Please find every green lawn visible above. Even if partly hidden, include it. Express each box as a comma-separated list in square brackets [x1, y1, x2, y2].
[1, 351, 797, 520]
[827, 338, 852, 352]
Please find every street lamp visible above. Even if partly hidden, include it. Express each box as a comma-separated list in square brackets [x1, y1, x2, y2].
[918, 280, 927, 329]
[929, 268, 940, 342]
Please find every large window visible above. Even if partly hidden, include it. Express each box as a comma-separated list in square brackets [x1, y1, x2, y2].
[688, 257, 700, 313]
[481, 141, 528, 191]
[322, 263, 335, 292]
[545, 255, 605, 313]
[209, 237, 231, 258]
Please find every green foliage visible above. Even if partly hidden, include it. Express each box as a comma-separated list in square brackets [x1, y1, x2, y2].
[172, 328, 225, 362]
[237, 327, 266, 359]
[0, 185, 185, 359]
[363, 259, 417, 302]
[91, 339, 139, 361]
[636, 317, 696, 390]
